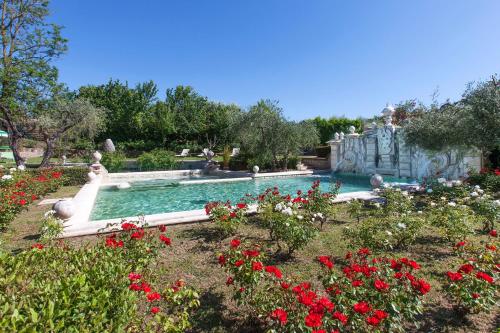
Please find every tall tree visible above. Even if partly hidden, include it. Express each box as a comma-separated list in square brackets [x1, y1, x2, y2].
[0, 0, 67, 166]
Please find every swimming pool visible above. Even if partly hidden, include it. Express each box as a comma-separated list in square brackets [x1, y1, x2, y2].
[90, 173, 414, 221]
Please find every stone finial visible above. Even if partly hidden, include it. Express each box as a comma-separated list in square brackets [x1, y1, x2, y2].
[370, 174, 384, 188]
[253, 165, 260, 174]
[348, 126, 356, 134]
[103, 139, 116, 153]
[339, 132, 345, 140]
[334, 132, 340, 140]
[53, 199, 76, 220]
[382, 104, 395, 126]
[92, 151, 102, 163]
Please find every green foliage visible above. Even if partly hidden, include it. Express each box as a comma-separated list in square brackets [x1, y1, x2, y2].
[0, 223, 199, 332]
[237, 100, 319, 171]
[137, 149, 179, 171]
[101, 151, 126, 172]
[39, 211, 64, 241]
[205, 202, 248, 236]
[307, 116, 363, 144]
[50, 167, 88, 186]
[344, 214, 426, 251]
[403, 75, 500, 152]
[427, 202, 476, 243]
[467, 169, 500, 193]
[444, 240, 499, 314]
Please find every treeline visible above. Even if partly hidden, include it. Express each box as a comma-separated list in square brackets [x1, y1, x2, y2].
[77, 79, 362, 152]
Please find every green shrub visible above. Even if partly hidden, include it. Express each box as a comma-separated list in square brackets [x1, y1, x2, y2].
[467, 170, 500, 193]
[137, 149, 179, 171]
[427, 202, 476, 243]
[0, 223, 199, 332]
[50, 167, 88, 186]
[101, 151, 126, 172]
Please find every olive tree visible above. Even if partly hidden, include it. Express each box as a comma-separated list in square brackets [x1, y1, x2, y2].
[37, 98, 105, 167]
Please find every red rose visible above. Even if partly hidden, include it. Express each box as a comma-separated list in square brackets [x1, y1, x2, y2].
[252, 261, 263, 271]
[265, 265, 282, 279]
[270, 308, 287, 325]
[131, 229, 145, 240]
[446, 271, 463, 281]
[352, 280, 363, 287]
[230, 239, 241, 248]
[218, 255, 226, 266]
[128, 272, 142, 281]
[472, 293, 480, 299]
[31, 243, 44, 250]
[394, 272, 403, 279]
[129, 283, 142, 291]
[243, 250, 260, 257]
[226, 276, 234, 285]
[235, 260, 244, 267]
[304, 312, 323, 328]
[490, 230, 497, 237]
[19, 199, 27, 206]
[374, 279, 389, 291]
[357, 248, 371, 256]
[151, 306, 160, 314]
[121, 222, 137, 231]
[332, 311, 348, 325]
[159, 234, 171, 245]
[146, 292, 161, 302]
[318, 256, 334, 269]
[353, 301, 371, 314]
[374, 310, 388, 320]
[476, 271, 494, 284]
[458, 264, 474, 274]
[413, 279, 431, 294]
[366, 316, 380, 326]
[140, 282, 151, 293]
[280, 282, 290, 289]
[236, 202, 247, 209]
[455, 241, 466, 248]
[158, 225, 166, 232]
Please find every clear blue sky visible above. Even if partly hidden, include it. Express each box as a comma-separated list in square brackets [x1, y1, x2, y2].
[50, 0, 500, 120]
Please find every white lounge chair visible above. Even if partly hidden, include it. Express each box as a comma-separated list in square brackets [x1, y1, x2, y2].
[197, 148, 209, 157]
[230, 148, 240, 157]
[175, 149, 190, 157]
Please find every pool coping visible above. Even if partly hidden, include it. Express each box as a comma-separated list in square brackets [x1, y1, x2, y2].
[60, 169, 374, 238]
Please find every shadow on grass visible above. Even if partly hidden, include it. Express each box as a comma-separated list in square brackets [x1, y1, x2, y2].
[180, 226, 227, 244]
[414, 304, 476, 333]
[189, 289, 264, 333]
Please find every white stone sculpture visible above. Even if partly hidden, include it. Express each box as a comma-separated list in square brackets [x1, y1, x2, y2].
[349, 126, 356, 134]
[53, 199, 76, 220]
[339, 132, 345, 140]
[253, 165, 260, 174]
[370, 174, 384, 188]
[334, 132, 340, 140]
[103, 139, 116, 153]
[382, 104, 395, 126]
[92, 151, 102, 163]
[61, 155, 67, 165]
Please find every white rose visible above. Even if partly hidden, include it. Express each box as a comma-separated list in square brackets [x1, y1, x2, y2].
[386, 230, 393, 236]
[430, 202, 436, 207]
[448, 202, 457, 207]
[427, 188, 433, 193]
[470, 192, 479, 197]
[1, 174, 12, 180]
[437, 178, 446, 184]
[397, 223, 406, 229]
[417, 211, 423, 214]
[297, 215, 303, 220]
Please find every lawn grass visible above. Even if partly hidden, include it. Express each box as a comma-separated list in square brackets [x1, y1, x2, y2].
[1, 187, 498, 332]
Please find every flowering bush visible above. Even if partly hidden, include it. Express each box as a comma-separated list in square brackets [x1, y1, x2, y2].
[205, 201, 248, 236]
[467, 168, 500, 193]
[0, 169, 64, 229]
[444, 237, 499, 314]
[258, 186, 318, 255]
[218, 241, 431, 332]
[344, 214, 426, 250]
[39, 210, 64, 241]
[427, 200, 476, 242]
[0, 222, 199, 332]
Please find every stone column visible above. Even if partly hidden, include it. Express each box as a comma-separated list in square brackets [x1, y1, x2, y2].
[376, 104, 397, 175]
[327, 133, 342, 171]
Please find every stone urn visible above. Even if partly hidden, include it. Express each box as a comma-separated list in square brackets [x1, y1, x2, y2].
[92, 151, 102, 163]
[370, 174, 384, 188]
[53, 199, 76, 220]
[253, 165, 260, 174]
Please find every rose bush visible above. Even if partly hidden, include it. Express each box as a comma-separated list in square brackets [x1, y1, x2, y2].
[426, 200, 476, 243]
[444, 236, 499, 314]
[205, 200, 248, 236]
[0, 169, 64, 229]
[218, 240, 431, 332]
[0, 222, 199, 332]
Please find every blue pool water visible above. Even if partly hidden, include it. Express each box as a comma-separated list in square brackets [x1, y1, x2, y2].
[90, 173, 414, 221]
